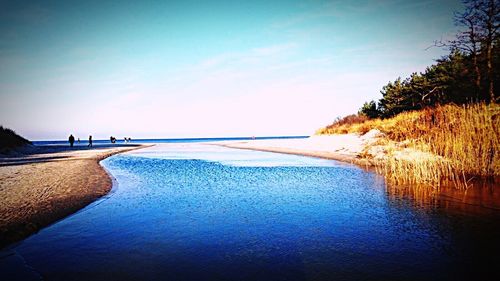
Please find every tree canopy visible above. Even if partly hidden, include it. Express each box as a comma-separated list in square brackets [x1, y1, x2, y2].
[360, 0, 499, 119]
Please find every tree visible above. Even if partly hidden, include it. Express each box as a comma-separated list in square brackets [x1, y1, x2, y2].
[376, 51, 477, 117]
[475, 0, 500, 102]
[359, 100, 380, 119]
[377, 76, 424, 117]
[455, 1, 482, 95]
[429, 51, 476, 103]
[377, 78, 406, 117]
[363, 0, 498, 120]
[437, 0, 499, 102]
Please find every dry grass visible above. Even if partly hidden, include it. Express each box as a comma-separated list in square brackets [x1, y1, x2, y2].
[317, 103, 500, 188]
[316, 114, 369, 134]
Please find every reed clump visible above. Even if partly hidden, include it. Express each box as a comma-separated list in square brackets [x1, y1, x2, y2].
[317, 103, 500, 188]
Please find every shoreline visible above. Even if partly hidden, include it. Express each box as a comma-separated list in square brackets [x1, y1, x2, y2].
[216, 136, 500, 210]
[0, 144, 149, 248]
[216, 134, 378, 167]
[219, 142, 374, 167]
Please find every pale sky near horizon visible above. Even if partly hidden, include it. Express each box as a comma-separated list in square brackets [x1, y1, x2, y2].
[0, 0, 462, 140]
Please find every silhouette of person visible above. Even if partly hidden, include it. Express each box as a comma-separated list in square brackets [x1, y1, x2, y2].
[77, 138, 80, 144]
[88, 135, 93, 147]
[69, 134, 75, 147]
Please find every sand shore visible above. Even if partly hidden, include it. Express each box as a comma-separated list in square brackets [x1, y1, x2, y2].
[0, 144, 147, 248]
[217, 132, 381, 167]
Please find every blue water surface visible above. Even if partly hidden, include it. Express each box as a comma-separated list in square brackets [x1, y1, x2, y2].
[2, 143, 499, 281]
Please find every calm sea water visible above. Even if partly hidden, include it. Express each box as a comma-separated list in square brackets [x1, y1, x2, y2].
[1, 143, 499, 280]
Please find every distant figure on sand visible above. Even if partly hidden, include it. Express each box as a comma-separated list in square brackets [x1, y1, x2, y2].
[88, 135, 93, 147]
[68, 134, 75, 147]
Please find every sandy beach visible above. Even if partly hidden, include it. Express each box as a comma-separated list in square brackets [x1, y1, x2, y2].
[217, 131, 382, 167]
[0, 144, 147, 248]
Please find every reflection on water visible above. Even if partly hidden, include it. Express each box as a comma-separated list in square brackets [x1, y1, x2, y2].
[1, 143, 499, 281]
[386, 178, 500, 215]
[384, 180, 500, 279]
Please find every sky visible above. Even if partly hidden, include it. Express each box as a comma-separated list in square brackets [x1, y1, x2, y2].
[0, 0, 463, 140]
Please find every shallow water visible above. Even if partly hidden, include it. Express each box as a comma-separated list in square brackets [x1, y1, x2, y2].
[1, 143, 499, 280]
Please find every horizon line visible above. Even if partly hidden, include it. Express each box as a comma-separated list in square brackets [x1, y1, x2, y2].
[31, 135, 312, 142]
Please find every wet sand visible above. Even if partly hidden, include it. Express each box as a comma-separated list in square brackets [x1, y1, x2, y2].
[0, 144, 148, 248]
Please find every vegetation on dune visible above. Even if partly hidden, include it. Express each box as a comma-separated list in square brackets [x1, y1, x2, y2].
[319, 103, 499, 188]
[317, 0, 499, 188]
[381, 103, 499, 187]
[0, 126, 31, 152]
[317, 114, 369, 134]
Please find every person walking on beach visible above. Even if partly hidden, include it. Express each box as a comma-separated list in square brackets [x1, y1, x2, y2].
[69, 134, 75, 147]
[88, 135, 93, 147]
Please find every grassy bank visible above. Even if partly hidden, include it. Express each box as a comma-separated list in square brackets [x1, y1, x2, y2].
[317, 103, 499, 188]
[0, 126, 31, 153]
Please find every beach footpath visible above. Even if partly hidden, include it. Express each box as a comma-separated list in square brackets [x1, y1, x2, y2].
[0, 144, 148, 248]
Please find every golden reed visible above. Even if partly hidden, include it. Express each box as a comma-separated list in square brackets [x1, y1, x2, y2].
[317, 103, 499, 188]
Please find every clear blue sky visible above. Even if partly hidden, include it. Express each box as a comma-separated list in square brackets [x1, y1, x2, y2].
[0, 0, 462, 140]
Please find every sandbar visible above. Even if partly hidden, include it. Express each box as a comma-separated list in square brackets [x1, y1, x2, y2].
[216, 134, 379, 167]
